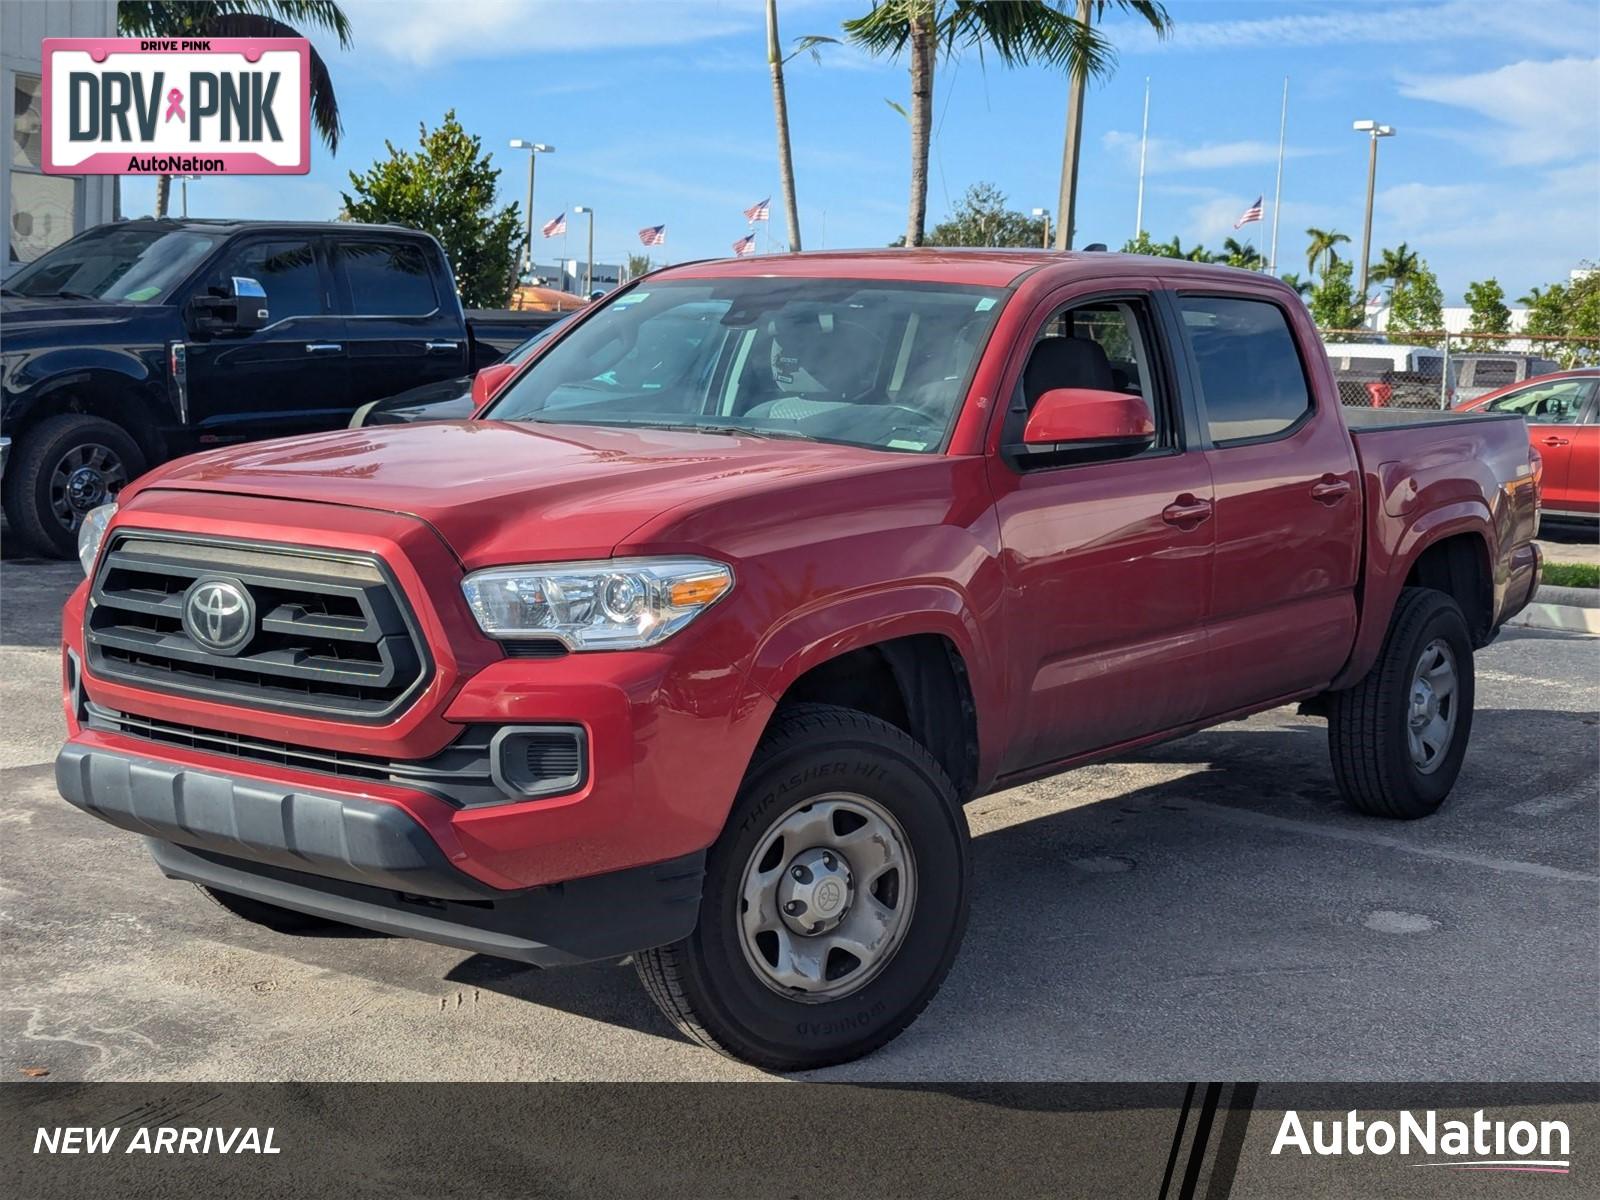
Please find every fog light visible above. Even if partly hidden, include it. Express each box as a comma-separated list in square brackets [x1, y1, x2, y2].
[490, 726, 587, 799]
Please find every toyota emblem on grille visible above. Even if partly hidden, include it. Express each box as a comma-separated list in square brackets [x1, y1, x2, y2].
[183, 578, 255, 654]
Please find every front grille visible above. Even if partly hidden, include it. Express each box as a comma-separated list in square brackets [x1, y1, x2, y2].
[82, 701, 504, 807]
[86, 532, 431, 721]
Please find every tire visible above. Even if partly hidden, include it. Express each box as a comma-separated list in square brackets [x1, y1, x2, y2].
[636, 703, 971, 1070]
[195, 884, 354, 935]
[1328, 587, 1475, 819]
[2, 414, 145, 559]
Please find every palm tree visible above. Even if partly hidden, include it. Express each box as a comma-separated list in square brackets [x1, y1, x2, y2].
[1221, 237, 1263, 270]
[844, 2, 1120, 248]
[1160, 235, 1212, 263]
[1054, 0, 1171, 249]
[766, 1, 803, 251]
[1279, 272, 1313, 297]
[118, 1, 351, 216]
[1370, 242, 1420, 298]
[1304, 227, 1349, 277]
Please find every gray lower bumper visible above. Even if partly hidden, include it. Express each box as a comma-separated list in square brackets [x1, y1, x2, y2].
[55, 741, 706, 965]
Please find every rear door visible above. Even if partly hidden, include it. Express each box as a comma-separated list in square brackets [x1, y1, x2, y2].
[332, 236, 471, 412]
[985, 280, 1216, 772]
[1172, 288, 1362, 716]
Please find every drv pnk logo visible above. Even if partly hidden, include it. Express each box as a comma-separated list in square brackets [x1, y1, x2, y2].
[41, 38, 309, 176]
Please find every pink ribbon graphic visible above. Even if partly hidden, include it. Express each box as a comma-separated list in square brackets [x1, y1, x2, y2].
[164, 88, 185, 123]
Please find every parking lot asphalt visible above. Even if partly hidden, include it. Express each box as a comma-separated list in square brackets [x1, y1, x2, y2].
[3, 542, 1596, 1083]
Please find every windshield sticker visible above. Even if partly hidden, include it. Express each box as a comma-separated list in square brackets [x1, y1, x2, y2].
[975, 297, 997, 311]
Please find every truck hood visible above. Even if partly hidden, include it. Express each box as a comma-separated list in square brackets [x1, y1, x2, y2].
[132, 419, 893, 565]
[0, 295, 150, 332]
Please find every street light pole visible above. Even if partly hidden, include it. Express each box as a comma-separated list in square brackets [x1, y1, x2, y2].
[508, 140, 554, 282]
[1352, 120, 1394, 316]
[1032, 208, 1051, 249]
[574, 206, 594, 296]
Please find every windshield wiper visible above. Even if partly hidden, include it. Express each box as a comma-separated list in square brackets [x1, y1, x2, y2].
[519, 416, 817, 441]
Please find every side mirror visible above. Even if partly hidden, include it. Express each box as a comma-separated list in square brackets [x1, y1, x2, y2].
[188, 276, 268, 335]
[1022, 387, 1155, 450]
[470, 361, 518, 412]
[228, 276, 268, 332]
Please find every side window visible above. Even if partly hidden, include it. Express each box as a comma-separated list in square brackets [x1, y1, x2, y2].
[1470, 359, 1517, 387]
[341, 240, 439, 316]
[1179, 296, 1311, 443]
[1012, 296, 1167, 451]
[1484, 379, 1591, 425]
[215, 239, 324, 321]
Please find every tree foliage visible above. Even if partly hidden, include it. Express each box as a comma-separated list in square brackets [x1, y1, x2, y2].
[1518, 267, 1600, 365]
[1303, 227, 1349, 278]
[1461, 278, 1511, 344]
[341, 110, 523, 309]
[922, 183, 1046, 247]
[1308, 258, 1362, 330]
[1386, 260, 1444, 345]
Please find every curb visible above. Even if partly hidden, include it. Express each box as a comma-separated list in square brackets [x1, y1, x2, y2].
[1507, 602, 1600, 637]
[1535, 584, 1599, 610]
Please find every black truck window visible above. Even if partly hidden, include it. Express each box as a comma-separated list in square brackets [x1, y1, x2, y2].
[216, 239, 326, 321]
[341, 240, 439, 316]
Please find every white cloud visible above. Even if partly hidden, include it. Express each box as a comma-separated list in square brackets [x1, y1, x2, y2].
[343, 0, 759, 67]
[1398, 56, 1600, 166]
[1103, 130, 1325, 173]
[1106, 0, 1593, 54]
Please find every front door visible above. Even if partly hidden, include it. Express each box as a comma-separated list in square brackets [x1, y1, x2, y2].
[987, 285, 1215, 774]
[1173, 291, 1362, 716]
[182, 235, 349, 443]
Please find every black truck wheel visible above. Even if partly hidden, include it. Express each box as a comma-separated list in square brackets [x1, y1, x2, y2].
[2, 415, 144, 559]
[636, 703, 971, 1070]
[195, 884, 355, 935]
[1328, 587, 1475, 819]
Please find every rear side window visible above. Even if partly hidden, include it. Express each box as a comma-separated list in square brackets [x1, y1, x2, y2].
[1180, 296, 1311, 443]
[1469, 359, 1517, 387]
[341, 240, 438, 315]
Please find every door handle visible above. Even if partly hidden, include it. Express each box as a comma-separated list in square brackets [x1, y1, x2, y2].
[1310, 476, 1353, 504]
[1161, 494, 1213, 528]
[1542, 435, 1570, 447]
[305, 342, 342, 353]
[425, 340, 460, 352]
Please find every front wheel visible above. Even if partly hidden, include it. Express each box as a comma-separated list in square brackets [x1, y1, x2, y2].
[635, 703, 971, 1070]
[1328, 587, 1475, 819]
[2, 414, 144, 558]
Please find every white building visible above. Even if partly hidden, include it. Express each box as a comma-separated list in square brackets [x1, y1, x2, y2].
[2, 0, 120, 278]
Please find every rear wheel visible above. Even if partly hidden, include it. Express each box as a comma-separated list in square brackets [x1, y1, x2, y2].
[636, 703, 971, 1070]
[2, 415, 144, 559]
[1328, 587, 1475, 819]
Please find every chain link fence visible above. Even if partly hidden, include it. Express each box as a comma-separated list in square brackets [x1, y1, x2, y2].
[1317, 329, 1600, 411]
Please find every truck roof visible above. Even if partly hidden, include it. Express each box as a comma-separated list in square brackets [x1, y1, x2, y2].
[103, 217, 428, 237]
[659, 247, 1276, 289]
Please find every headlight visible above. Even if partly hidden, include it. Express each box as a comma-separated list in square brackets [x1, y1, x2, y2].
[77, 502, 117, 576]
[461, 557, 733, 650]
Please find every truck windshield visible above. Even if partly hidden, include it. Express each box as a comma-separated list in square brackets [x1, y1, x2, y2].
[4, 226, 222, 302]
[485, 278, 1008, 453]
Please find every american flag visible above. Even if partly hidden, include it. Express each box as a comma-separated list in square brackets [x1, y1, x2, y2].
[1233, 196, 1264, 228]
[638, 224, 667, 247]
[744, 197, 770, 223]
[731, 233, 757, 257]
[541, 213, 566, 238]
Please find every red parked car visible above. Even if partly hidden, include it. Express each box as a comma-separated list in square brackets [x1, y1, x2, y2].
[57, 250, 1541, 1069]
[1457, 368, 1599, 519]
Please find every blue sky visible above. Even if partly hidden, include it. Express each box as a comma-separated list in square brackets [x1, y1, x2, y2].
[120, 0, 1600, 304]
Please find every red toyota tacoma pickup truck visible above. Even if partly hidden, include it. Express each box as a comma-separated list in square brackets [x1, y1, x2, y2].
[56, 250, 1542, 1069]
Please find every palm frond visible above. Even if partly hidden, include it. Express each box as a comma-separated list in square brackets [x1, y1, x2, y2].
[201, 12, 342, 151]
[946, 1, 1114, 74]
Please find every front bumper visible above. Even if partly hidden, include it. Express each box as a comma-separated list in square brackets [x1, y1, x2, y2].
[56, 742, 704, 965]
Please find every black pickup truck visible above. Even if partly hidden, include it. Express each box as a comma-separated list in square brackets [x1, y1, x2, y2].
[1, 219, 551, 556]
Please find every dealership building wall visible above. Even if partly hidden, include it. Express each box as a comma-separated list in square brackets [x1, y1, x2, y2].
[3, 0, 119, 279]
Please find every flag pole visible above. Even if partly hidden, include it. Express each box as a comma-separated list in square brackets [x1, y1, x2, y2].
[1134, 76, 1150, 240]
[1268, 75, 1288, 274]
